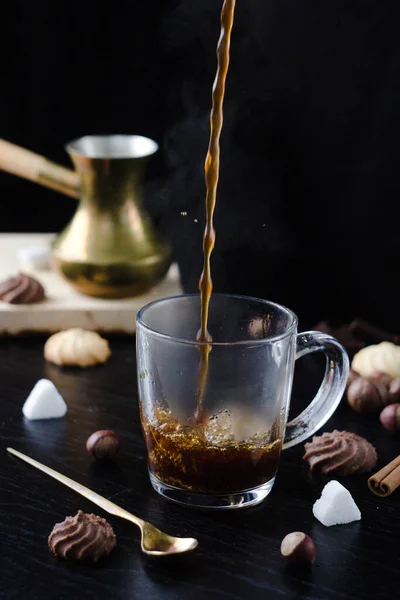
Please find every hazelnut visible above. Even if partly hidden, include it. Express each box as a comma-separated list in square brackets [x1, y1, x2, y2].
[86, 430, 120, 461]
[280, 532, 316, 565]
[388, 378, 400, 402]
[370, 371, 392, 388]
[346, 369, 360, 389]
[380, 404, 400, 432]
[347, 377, 388, 413]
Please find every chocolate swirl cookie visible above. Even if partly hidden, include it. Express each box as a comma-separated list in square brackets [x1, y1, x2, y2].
[48, 510, 116, 562]
[303, 430, 377, 476]
[0, 273, 45, 304]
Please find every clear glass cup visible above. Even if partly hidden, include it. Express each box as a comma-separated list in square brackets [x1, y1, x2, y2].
[136, 294, 349, 509]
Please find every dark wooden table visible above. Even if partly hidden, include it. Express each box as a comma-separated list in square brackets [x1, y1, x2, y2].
[0, 337, 398, 600]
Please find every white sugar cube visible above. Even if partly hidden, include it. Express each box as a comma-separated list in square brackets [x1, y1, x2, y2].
[17, 244, 51, 270]
[313, 480, 361, 527]
[22, 379, 67, 420]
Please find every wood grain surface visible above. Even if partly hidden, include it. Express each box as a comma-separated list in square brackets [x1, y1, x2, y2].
[0, 337, 398, 600]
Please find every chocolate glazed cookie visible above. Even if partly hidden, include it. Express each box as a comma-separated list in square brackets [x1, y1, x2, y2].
[48, 511, 116, 563]
[0, 273, 45, 304]
[303, 430, 377, 476]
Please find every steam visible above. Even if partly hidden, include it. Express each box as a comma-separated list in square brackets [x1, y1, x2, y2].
[145, 1, 296, 297]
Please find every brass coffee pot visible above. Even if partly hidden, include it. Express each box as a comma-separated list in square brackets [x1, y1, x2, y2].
[0, 135, 171, 298]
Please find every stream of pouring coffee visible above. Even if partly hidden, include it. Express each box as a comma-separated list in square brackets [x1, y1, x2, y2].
[196, 0, 236, 424]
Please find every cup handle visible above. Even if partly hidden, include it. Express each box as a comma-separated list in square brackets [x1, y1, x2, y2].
[283, 331, 350, 450]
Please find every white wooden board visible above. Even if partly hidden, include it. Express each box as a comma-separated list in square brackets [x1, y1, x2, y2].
[0, 234, 183, 335]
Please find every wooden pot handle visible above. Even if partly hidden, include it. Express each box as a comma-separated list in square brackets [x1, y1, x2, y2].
[0, 138, 79, 198]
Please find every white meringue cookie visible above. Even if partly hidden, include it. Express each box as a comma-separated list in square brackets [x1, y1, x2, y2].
[44, 328, 111, 367]
[17, 244, 52, 270]
[352, 341, 400, 379]
[23, 379, 67, 420]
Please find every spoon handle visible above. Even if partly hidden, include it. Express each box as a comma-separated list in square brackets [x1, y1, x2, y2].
[7, 448, 144, 527]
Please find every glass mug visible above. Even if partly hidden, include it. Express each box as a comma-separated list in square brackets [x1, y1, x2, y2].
[136, 294, 349, 509]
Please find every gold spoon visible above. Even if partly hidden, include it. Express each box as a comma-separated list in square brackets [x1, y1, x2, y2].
[7, 447, 198, 556]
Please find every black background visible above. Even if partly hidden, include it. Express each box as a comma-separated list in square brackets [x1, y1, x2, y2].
[2, 1, 400, 329]
[0, 0, 169, 233]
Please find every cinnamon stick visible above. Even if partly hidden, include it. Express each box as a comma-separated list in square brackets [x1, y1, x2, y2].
[368, 455, 400, 497]
[349, 319, 400, 345]
[312, 321, 365, 355]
